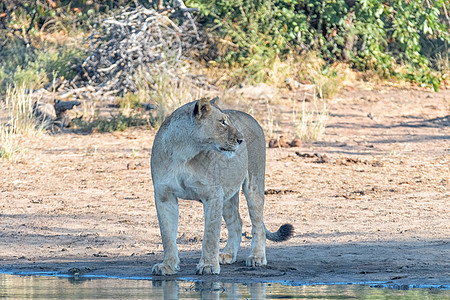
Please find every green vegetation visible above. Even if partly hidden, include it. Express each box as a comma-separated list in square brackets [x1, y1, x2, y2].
[2, 0, 448, 93]
[71, 112, 153, 133]
[0, 42, 86, 90]
[0, 0, 449, 146]
[116, 93, 143, 111]
[189, 0, 449, 90]
[0, 1, 89, 90]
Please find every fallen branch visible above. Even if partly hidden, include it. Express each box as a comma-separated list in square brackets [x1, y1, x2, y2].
[70, 5, 204, 95]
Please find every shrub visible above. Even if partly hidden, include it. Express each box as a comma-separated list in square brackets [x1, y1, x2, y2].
[0, 34, 86, 91]
[188, 0, 450, 90]
[0, 2, 88, 92]
[71, 112, 153, 133]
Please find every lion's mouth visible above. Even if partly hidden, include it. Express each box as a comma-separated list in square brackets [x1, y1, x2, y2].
[219, 147, 235, 153]
[217, 146, 238, 158]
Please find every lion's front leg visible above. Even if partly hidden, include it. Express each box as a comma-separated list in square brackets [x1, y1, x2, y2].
[197, 194, 223, 275]
[152, 190, 180, 275]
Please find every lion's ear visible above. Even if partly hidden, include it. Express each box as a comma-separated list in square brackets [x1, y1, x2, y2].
[210, 96, 221, 106]
[193, 98, 211, 120]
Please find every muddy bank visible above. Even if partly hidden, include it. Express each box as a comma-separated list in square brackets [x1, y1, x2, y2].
[1, 86, 449, 286]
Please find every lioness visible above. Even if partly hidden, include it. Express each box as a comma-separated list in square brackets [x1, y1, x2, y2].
[151, 97, 293, 275]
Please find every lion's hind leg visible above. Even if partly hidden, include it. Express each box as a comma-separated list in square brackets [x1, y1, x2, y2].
[219, 191, 242, 264]
[242, 176, 267, 267]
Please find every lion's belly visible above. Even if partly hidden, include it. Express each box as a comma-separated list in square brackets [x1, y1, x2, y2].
[174, 173, 245, 201]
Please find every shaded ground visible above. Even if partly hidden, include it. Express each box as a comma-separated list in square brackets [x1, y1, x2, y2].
[0, 85, 449, 286]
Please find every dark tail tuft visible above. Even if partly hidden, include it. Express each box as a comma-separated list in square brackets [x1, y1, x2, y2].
[278, 223, 294, 241]
[266, 223, 294, 242]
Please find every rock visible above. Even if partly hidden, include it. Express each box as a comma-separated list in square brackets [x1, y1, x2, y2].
[268, 136, 290, 148]
[314, 153, 329, 164]
[269, 137, 302, 148]
[32, 101, 57, 122]
[235, 83, 277, 100]
[127, 162, 146, 170]
[54, 100, 81, 127]
[285, 79, 315, 93]
[289, 139, 302, 148]
[33, 100, 81, 129]
[295, 152, 329, 163]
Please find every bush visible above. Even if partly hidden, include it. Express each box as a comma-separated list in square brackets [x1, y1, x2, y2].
[0, 42, 86, 91]
[0, 2, 88, 92]
[189, 0, 450, 90]
[71, 113, 153, 133]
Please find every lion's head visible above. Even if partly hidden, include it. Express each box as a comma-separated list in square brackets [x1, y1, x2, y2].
[192, 97, 244, 157]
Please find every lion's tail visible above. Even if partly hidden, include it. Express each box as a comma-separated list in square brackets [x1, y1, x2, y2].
[265, 223, 294, 242]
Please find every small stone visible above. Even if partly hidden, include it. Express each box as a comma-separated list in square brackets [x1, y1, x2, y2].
[127, 162, 145, 170]
[268, 136, 290, 148]
[289, 139, 302, 148]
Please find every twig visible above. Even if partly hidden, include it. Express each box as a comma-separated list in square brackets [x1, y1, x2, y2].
[23, 0, 38, 45]
[442, 1, 450, 28]
[173, 0, 200, 40]
[69, 5, 204, 95]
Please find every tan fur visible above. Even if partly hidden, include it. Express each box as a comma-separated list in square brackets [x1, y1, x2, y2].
[151, 98, 291, 275]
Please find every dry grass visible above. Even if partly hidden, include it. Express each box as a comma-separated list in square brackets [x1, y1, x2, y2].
[0, 86, 45, 160]
[292, 97, 328, 141]
[257, 88, 328, 141]
[0, 125, 18, 160]
[3, 86, 41, 135]
[291, 53, 351, 100]
[147, 72, 208, 126]
[79, 99, 99, 122]
[263, 101, 279, 139]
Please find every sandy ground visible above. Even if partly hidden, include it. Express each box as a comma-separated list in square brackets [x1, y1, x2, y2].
[0, 85, 449, 286]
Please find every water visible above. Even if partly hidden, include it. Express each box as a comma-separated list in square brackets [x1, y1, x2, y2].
[0, 274, 449, 299]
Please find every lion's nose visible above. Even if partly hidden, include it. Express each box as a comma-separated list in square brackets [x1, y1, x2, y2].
[235, 131, 244, 144]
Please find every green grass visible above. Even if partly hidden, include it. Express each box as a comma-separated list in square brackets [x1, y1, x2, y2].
[0, 45, 86, 91]
[0, 28, 87, 91]
[71, 113, 153, 133]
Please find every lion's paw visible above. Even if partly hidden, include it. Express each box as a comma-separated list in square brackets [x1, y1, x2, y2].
[219, 252, 234, 264]
[245, 255, 267, 267]
[152, 262, 180, 275]
[196, 262, 220, 275]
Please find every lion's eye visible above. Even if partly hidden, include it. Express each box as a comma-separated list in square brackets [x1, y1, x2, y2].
[220, 119, 227, 126]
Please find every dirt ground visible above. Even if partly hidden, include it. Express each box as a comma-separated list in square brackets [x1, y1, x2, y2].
[1, 85, 449, 286]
